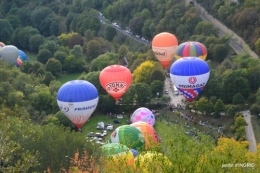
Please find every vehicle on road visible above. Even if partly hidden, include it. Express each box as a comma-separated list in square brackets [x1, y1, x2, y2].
[165, 90, 169, 94]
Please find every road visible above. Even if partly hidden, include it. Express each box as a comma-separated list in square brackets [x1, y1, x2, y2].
[199, 15, 244, 55]
[241, 110, 257, 152]
[164, 77, 184, 106]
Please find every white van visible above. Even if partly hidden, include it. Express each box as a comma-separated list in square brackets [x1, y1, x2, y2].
[106, 125, 114, 130]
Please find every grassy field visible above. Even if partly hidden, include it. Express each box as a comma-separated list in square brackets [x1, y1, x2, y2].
[23, 50, 37, 62]
[81, 109, 234, 148]
[57, 73, 82, 84]
[251, 115, 260, 144]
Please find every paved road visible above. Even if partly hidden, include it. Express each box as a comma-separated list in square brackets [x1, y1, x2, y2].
[164, 77, 184, 106]
[199, 15, 244, 55]
[241, 110, 257, 152]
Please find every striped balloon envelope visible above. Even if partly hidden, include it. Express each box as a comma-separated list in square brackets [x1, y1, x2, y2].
[108, 125, 145, 150]
[175, 41, 207, 60]
[170, 57, 210, 102]
[56, 80, 99, 130]
[130, 121, 160, 150]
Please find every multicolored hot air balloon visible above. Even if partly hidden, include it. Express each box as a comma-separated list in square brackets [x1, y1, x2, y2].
[130, 107, 155, 126]
[152, 32, 178, 69]
[170, 57, 210, 102]
[175, 41, 207, 60]
[130, 122, 160, 149]
[56, 80, 99, 130]
[134, 151, 172, 173]
[101, 143, 135, 167]
[0, 45, 19, 64]
[99, 65, 132, 101]
[108, 125, 145, 150]
[15, 57, 22, 67]
[18, 50, 29, 61]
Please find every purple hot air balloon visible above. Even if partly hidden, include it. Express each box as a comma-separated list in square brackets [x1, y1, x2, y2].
[130, 107, 155, 126]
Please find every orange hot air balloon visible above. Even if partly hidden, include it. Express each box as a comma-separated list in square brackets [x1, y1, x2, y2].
[152, 32, 178, 69]
[99, 65, 132, 101]
[130, 121, 160, 150]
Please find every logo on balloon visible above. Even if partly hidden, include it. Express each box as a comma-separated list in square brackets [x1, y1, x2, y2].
[153, 49, 167, 57]
[188, 77, 197, 84]
[59, 104, 69, 112]
[106, 82, 127, 93]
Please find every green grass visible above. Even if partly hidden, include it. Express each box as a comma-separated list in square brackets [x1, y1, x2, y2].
[23, 50, 37, 62]
[251, 115, 260, 144]
[81, 109, 234, 148]
[57, 73, 82, 84]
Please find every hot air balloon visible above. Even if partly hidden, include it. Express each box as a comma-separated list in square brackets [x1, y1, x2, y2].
[15, 57, 22, 67]
[108, 125, 145, 150]
[130, 107, 155, 126]
[134, 151, 172, 173]
[18, 50, 29, 61]
[130, 148, 138, 158]
[0, 45, 19, 64]
[101, 143, 135, 167]
[99, 65, 132, 101]
[152, 32, 178, 69]
[130, 122, 160, 149]
[56, 80, 99, 130]
[0, 42, 5, 49]
[170, 57, 210, 102]
[175, 41, 207, 60]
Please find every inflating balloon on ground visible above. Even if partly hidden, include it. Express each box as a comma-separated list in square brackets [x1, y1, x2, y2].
[108, 125, 145, 150]
[130, 107, 155, 126]
[0, 45, 19, 64]
[130, 121, 160, 149]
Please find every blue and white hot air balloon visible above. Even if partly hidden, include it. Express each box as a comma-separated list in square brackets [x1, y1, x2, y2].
[57, 80, 99, 130]
[170, 57, 210, 102]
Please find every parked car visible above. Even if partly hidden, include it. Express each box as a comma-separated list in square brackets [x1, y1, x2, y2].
[95, 132, 104, 138]
[113, 119, 121, 124]
[96, 125, 104, 130]
[105, 123, 113, 127]
[101, 130, 107, 136]
[107, 125, 114, 131]
[165, 90, 169, 94]
[87, 132, 95, 137]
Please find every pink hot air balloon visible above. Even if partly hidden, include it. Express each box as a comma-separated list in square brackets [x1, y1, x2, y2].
[130, 107, 155, 126]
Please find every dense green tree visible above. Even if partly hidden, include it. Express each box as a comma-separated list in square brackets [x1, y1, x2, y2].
[249, 103, 260, 116]
[213, 99, 225, 114]
[86, 40, 102, 60]
[16, 26, 40, 50]
[29, 34, 45, 52]
[135, 82, 152, 106]
[39, 40, 60, 56]
[149, 68, 165, 84]
[54, 51, 68, 66]
[45, 58, 62, 76]
[70, 45, 83, 59]
[30, 6, 53, 33]
[225, 105, 240, 117]
[129, 16, 144, 35]
[43, 72, 56, 85]
[0, 19, 14, 43]
[150, 80, 164, 97]
[37, 49, 52, 64]
[213, 44, 229, 62]
[103, 25, 117, 41]
[63, 54, 86, 73]
[118, 45, 128, 58]
[6, 14, 21, 29]
[195, 97, 213, 116]
[232, 93, 245, 105]
[89, 52, 118, 72]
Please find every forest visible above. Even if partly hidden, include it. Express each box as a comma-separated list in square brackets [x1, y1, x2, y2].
[0, 0, 260, 172]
